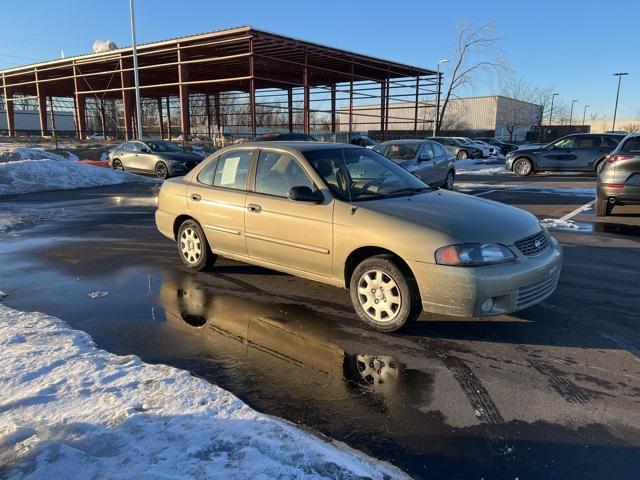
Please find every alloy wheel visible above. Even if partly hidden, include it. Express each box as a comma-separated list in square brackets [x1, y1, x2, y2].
[179, 227, 202, 265]
[113, 160, 124, 171]
[357, 269, 402, 324]
[156, 163, 168, 179]
[514, 158, 532, 175]
[446, 171, 455, 190]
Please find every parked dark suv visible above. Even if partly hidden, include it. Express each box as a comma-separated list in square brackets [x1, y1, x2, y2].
[596, 133, 640, 216]
[505, 133, 624, 176]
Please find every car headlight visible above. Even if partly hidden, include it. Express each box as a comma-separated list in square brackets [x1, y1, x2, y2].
[435, 243, 515, 267]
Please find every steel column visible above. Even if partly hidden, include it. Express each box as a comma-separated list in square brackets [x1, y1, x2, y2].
[119, 58, 134, 140]
[166, 96, 172, 140]
[35, 70, 48, 136]
[379, 79, 386, 139]
[303, 51, 310, 135]
[99, 99, 106, 138]
[287, 88, 293, 132]
[413, 76, 419, 133]
[348, 64, 354, 135]
[249, 36, 256, 138]
[213, 92, 222, 144]
[330, 83, 336, 134]
[157, 97, 165, 139]
[3, 89, 15, 137]
[205, 94, 212, 139]
[177, 46, 190, 142]
[384, 75, 390, 139]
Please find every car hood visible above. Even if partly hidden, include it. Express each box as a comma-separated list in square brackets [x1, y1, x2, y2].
[356, 189, 541, 245]
[161, 152, 203, 162]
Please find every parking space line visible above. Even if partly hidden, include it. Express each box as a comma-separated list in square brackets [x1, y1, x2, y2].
[474, 190, 497, 197]
[558, 200, 595, 222]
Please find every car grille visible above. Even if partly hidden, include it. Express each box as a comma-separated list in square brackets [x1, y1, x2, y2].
[517, 272, 560, 308]
[515, 230, 549, 256]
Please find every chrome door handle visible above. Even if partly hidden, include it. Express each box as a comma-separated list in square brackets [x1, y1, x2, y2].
[190, 193, 201, 201]
[247, 203, 261, 213]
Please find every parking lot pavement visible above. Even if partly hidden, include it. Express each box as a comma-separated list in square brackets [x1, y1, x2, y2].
[1, 183, 639, 479]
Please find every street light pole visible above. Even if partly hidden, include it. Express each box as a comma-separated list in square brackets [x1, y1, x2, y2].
[433, 59, 449, 137]
[582, 104, 590, 127]
[569, 100, 578, 126]
[612, 72, 628, 131]
[549, 93, 559, 126]
[129, 0, 143, 139]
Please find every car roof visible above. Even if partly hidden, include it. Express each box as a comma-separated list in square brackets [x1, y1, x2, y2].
[222, 141, 362, 152]
[378, 139, 429, 144]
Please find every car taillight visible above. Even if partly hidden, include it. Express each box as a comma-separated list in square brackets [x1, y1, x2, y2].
[607, 154, 634, 163]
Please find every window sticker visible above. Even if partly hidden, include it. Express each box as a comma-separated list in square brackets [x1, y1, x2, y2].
[220, 156, 240, 185]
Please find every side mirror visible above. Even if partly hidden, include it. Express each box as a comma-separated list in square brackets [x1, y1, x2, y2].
[288, 186, 323, 203]
[419, 153, 433, 161]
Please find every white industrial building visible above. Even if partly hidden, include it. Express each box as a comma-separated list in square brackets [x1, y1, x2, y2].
[0, 108, 75, 134]
[339, 95, 543, 141]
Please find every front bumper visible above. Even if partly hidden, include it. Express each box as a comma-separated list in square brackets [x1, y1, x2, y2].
[410, 242, 563, 317]
[505, 157, 515, 170]
[597, 184, 640, 204]
[167, 160, 199, 177]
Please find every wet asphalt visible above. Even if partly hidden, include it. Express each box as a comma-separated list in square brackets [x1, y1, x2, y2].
[0, 179, 639, 480]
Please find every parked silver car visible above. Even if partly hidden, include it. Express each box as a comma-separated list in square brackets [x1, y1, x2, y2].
[108, 140, 203, 179]
[373, 139, 456, 189]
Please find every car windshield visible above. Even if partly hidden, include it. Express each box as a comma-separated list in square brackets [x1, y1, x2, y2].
[303, 147, 430, 202]
[383, 142, 422, 161]
[146, 141, 183, 153]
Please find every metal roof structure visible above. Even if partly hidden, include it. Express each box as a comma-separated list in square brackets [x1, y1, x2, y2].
[1, 26, 438, 141]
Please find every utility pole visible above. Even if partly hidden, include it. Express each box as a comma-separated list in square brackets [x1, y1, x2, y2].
[433, 59, 449, 137]
[612, 72, 628, 131]
[130, 0, 143, 139]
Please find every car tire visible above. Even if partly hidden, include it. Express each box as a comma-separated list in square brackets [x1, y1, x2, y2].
[155, 162, 169, 179]
[112, 159, 124, 171]
[595, 196, 612, 217]
[513, 157, 533, 176]
[349, 254, 421, 333]
[177, 219, 216, 271]
[443, 169, 455, 190]
[457, 150, 468, 160]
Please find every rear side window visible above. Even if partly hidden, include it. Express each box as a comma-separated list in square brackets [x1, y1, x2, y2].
[603, 136, 623, 148]
[621, 138, 640, 154]
[197, 158, 219, 185]
[255, 151, 314, 197]
[433, 143, 446, 156]
[213, 150, 253, 190]
[575, 136, 602, 148]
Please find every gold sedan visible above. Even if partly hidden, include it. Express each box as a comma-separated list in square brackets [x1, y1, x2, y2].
[156, 142, 562, 332]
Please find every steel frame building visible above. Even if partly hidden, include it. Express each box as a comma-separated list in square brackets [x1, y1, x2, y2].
[0, 26, 437, 142]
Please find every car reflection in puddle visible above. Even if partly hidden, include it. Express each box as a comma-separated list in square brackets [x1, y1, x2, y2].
[159, 274, 428, 413]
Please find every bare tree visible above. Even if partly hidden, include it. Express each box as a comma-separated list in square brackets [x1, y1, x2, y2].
[498, 76, 542, 141]
[622, 122, 640, 133]
[437, 23, 509, 133]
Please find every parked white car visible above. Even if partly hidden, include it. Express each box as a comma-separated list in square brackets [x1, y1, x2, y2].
[453, 137, 496, 158]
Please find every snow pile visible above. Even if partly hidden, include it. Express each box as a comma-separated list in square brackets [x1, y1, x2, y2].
[0, 305, 407, 479]
[92, 40, 118, 53]
[0, 159, 155, 196]
[456, 159, 508, 175]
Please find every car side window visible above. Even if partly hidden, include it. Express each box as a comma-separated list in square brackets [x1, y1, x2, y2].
[122, 142, 133, 151]
[420, 143, 434, 160]
[197, 158, 219, 186]
[551, 137, 576, 149]
[603, 136, 622, 148]
[213, 150, 253, 190]
[621, 138, 640, 153]
[255, 151, 314, 197]
[575, 136, 602, 148]
[433, 143, 445, 156]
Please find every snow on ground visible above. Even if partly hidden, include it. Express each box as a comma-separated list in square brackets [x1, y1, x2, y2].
[0, 159, 156, 196]
[540, 218, 590, 231]
[456, 158, 509, 175]
[456, 182, 596, 196]
[0, 304, 407, 479]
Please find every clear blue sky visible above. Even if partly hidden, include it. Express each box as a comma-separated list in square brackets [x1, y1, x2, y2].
[1, 0, 638, 118]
